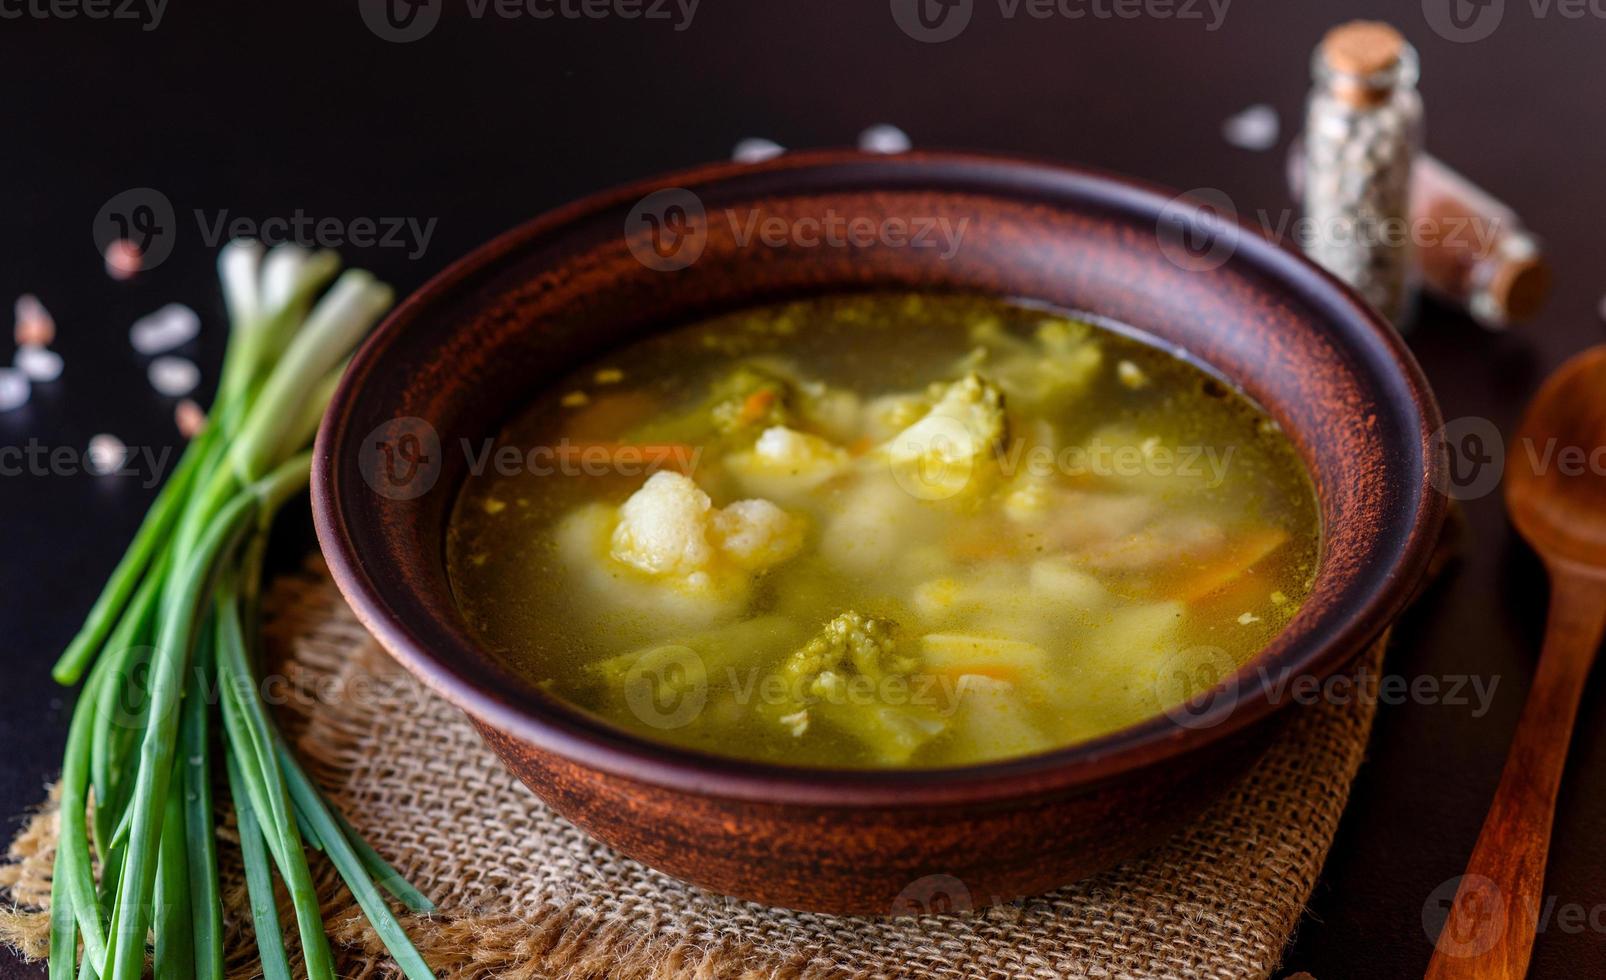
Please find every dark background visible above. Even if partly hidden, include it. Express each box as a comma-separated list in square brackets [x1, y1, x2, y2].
[3, 1, 1603, 976]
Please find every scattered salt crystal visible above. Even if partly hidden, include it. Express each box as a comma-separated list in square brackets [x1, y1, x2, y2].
[1237, 611, 1261, 625]
[0, 368, 29, 412]
[858, 124, 912, 155]
[87, 434, 127, 474]
[148, 356, 200, 397]
[594, 367, 624, 384]
[561, 390, 589, 407]
[104, 239, 144, 280]
[130, 303, 200, 355]
[14, 294, 55, 347]
[732, 137, 785, 163]
[1270, 590, 1288, 605]
[1222, 104, 1280, 152]
[15, 345, 63, 382]
[174, 398, 206, 438]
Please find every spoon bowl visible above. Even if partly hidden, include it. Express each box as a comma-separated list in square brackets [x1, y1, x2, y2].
[1505, 346, 1606, 569]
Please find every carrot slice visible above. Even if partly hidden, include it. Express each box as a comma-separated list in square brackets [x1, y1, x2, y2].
[739, 388, 777, 425]
[1170, 527, 1289, 602]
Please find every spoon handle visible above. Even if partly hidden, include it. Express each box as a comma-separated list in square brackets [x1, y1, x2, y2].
[1425, 564, 1606, 979]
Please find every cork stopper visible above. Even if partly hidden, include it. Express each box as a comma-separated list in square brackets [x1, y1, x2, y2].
[1320, 21, 1405, 76]
[1318, 21, 1408, 107]
[1485, 251, 1551, 326]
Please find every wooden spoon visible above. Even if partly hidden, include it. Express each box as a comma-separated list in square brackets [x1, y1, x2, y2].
[1426, 345, 1606, 979]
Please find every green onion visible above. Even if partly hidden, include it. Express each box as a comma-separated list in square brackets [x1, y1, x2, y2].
[48, 242, 434, 978]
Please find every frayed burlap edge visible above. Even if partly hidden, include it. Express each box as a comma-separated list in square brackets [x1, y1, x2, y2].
[4, 558, 1392, 979]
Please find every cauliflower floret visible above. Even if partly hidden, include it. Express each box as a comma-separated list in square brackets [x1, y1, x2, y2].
[609, 471, 804, 582]
[862, 392, 932, 442]
[610, 470, 716, 577]
[877, 373, 1007, 500]
[709, 498, 805, 570]
[726, 425, 851, 502]
[753, 426, 850, 473]
[883, 372, 1007, 469]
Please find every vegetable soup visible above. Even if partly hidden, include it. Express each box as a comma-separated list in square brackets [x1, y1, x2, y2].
[446, 293, 1320, 768]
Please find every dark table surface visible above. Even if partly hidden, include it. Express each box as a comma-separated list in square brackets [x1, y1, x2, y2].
[4, 2, 1604, 977]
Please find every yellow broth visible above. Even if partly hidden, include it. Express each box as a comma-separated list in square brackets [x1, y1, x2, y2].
[446, 293, 1320, 768]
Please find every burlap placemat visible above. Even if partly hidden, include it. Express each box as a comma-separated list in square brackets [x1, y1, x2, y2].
[2, 559, 1387, 979]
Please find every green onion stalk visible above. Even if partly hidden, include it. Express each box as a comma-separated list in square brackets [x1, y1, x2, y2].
[47, 241, 437, 979]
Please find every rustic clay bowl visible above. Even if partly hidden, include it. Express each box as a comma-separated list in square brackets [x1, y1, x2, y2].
[312, 150, 1446, 915]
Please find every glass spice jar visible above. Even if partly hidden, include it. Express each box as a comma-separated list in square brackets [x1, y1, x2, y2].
[1286, 151, 1551, 331]
[1301, 21, 1423, 328]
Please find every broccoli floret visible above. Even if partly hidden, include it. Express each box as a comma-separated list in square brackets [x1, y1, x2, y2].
[764, 612, 950, 764]
[777, 611, 913, 698]
[958, 316, 1104, 412]
[627, 363, 795, 445]
[708, 364, 793, 435]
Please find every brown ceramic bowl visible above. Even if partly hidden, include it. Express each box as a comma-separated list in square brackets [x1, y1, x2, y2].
[312, 150, 1446, 915]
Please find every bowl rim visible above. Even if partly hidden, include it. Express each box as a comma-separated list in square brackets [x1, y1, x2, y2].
[313, 148, 1447, 807]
